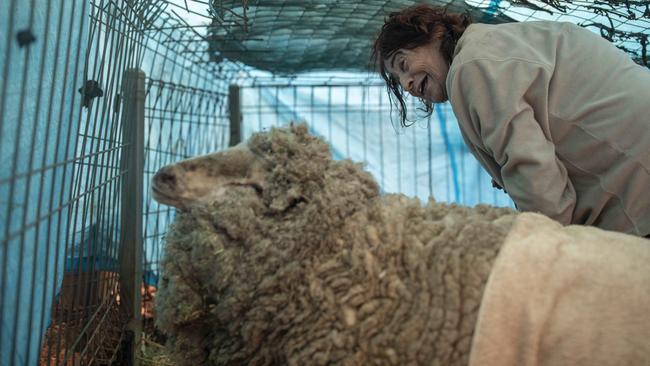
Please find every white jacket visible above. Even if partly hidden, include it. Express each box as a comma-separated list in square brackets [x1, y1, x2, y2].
[447, 21, 650, 236]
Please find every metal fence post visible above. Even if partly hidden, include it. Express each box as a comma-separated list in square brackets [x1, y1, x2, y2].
[229, 84, 241, 146]
[119, 68, 145, 366]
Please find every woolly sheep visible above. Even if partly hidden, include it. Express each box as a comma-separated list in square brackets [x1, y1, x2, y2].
[151, 124, 650, 366]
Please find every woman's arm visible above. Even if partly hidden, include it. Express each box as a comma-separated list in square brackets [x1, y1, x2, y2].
[448, 58, 576, 224]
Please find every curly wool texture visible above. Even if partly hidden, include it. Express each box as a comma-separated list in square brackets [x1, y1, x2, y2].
[156, 125, 516, 366]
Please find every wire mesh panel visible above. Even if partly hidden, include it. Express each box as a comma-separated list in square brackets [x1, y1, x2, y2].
[133, 5, 235, 366]
[1, 0, 232, 365]
[142, 79, 229, 296]
[0, 0, 93, 364]
[33, 0, 155, 363]
[240, 83, 515, 208]
[43, 1, 157, 364]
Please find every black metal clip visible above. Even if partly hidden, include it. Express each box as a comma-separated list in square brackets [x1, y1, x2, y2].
[16, 29, 36, 48]
[78, 80, 104, 108]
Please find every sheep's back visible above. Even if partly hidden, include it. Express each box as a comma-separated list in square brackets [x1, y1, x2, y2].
[282, 195, 517, 365]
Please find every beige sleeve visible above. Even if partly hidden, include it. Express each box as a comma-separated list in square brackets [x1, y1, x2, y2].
[469, 213, 650, 366]
[449, 59, 576, 224]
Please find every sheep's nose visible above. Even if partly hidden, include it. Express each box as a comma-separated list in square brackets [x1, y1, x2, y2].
[154, 168, 176, 189]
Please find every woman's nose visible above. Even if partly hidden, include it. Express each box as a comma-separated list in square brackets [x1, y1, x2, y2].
[400, 74, 415, 94]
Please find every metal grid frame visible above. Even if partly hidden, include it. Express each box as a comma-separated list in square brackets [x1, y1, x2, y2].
[1, 0, 233, 365]
[1, 0, 97, 364]
[142, 79, 229, 293]
[33, 1, 150, 362]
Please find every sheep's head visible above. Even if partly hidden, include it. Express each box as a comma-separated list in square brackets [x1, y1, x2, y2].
[153, 124, 381, 365]
[152, 124, 379, 222]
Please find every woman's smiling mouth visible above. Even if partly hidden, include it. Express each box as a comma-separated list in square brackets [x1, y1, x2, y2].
[415, 75, 433, 101]
[419, 76, 428, 97]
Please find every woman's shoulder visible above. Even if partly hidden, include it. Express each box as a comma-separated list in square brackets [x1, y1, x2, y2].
[450, 21, 567, 74]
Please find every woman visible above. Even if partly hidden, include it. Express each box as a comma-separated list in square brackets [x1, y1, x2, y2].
[372, 5, 650, 237]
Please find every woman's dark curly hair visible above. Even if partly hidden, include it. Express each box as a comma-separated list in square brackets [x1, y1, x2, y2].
[371, 5, 472, 127]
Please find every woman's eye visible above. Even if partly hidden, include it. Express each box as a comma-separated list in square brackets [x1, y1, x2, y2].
[400, 60, 406, 72]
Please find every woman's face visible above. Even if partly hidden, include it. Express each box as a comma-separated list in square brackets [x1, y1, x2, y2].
[383, 41, 449, 103]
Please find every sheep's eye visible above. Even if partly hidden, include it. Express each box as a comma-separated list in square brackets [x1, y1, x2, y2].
[250, 183, 263, 195]
[229, 182, 263, 196]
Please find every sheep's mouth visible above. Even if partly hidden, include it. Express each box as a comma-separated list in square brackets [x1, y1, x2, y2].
[151, 185, 171, 201]
[151, 185, 183, 209]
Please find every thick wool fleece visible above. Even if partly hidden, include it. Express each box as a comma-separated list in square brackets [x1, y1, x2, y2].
[155, 125, 516, 365]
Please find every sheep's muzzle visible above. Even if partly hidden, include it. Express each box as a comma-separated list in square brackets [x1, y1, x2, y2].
[151, 143, 266, 210]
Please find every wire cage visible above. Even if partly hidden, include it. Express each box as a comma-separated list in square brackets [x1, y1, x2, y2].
[1, 0, 237, 364]
[0, 0, 648, 365]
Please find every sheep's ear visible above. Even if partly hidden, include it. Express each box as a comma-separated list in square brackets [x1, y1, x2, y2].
[289, 122, 309, 136]
[248, 133, 273, 155]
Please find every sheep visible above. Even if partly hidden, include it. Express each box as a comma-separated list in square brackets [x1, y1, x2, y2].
[151, 124, 650, 366]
